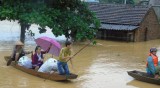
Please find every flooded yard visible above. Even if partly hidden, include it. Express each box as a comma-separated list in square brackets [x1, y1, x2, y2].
[0, 21, 160, 88]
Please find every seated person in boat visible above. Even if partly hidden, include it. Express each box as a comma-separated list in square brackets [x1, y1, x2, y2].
[7, 41, 32, 66]
[32, 45, 51, 71]
[57, 41, 73, 75]
[146, 47, 160, 78]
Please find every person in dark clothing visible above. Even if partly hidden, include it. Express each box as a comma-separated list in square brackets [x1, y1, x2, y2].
[7, 41, 32, 66]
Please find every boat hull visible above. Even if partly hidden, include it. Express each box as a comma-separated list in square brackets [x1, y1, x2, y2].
[5, 56, 78, 81]
[127, 70, 160, 85]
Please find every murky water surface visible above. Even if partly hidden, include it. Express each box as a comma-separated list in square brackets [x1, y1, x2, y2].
[0, 21, 160, 88]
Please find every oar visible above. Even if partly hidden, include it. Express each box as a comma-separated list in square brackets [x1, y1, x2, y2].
[66, 41, 91, 73]
[66, 41, 91, 62]
[44, 41, 92, 81]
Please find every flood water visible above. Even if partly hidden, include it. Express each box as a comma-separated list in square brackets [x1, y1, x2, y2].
[0, 21, 160, 88]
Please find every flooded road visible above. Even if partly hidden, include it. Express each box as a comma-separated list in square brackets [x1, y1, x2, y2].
[0, 21, 160, 88]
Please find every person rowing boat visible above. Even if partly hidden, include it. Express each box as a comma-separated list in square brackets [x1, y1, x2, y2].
[7, 41, 32, 66]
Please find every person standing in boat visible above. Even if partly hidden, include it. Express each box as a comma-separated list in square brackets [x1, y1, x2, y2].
[57, 41, 73, 75]
[146, 47, 160, 78]
[32, 45, 52, 71]
[7, 41, 32, 66]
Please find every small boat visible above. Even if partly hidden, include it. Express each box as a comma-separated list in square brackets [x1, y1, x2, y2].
[5, 56, 78, 81]
[127, 70, 160, 85]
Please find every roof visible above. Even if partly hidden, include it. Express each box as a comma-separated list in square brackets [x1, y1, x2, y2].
[149, 0, 160, 6]
[88, 3, 150, 26]
[100, 24, 139, 30]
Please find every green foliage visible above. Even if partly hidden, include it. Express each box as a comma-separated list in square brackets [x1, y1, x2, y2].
[27, 30, 35, 36]
[99, 0, 135, 4]
[0, 0, 100, 41]
[92, 40, 97, 45]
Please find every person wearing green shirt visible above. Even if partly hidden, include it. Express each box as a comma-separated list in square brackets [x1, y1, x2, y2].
[57, 41, 72, 75]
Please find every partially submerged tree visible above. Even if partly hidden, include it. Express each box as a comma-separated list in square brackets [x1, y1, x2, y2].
[0, 0, 100, 42]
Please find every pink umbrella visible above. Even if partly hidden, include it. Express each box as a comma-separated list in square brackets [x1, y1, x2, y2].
[35, 36, 61, 56]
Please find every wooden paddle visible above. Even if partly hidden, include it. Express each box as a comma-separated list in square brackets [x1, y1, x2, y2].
[66, 41, 92, 62]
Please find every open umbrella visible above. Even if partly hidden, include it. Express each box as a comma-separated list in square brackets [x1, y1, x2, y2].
[35, 36, 61, 56]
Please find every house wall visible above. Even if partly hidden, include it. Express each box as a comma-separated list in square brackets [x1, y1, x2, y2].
[97, 29, 135, 41]
[153, 6, 160, 22]
[134, 8, 160, 42]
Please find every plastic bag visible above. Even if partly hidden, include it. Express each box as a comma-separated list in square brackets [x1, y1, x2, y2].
[18, 56, 32, 69]
[38, 58, 58, 73]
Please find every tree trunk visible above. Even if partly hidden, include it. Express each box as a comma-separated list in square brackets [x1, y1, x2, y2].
[0, 0, 2, 5]
[20, 23, 27, 43]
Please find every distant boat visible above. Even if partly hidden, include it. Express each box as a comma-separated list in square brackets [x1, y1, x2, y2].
[127, 70, 160, 85]
[5, 56, 78, 81]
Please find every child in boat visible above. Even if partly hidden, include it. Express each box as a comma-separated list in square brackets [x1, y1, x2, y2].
[32, 45, 52, 71]
[7, 41, 32, 66]
[57, 41, 73, 75]
[146, 47, 160, 78]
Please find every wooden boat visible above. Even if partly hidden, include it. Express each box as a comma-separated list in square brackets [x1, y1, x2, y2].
[127, 70, 160, 85]
[5, 56, 78, 81]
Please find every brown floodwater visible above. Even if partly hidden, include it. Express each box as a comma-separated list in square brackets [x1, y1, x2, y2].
[1, 40, 160, 88]
[0, 21, 160, 88]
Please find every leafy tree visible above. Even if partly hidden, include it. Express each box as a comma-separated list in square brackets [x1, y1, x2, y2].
[0, 0, 100, 42]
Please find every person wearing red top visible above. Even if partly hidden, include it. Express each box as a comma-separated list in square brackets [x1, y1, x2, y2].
[32, 45, 52, 71]
[146, 47, 160, 78]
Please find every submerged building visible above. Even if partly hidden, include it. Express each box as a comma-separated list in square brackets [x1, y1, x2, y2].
[89, 3, 160, 42]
